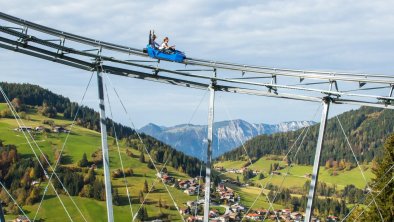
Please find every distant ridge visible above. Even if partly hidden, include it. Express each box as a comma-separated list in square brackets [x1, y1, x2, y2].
[139, 119, 315, 158]
[220, 106, 394, 165]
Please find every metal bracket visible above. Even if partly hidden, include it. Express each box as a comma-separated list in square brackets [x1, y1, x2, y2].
[378, 98, 392, 106]
[323, 96, 333, 103]
[359, 82, 367, 88]
[389, 84, 394, 97]
[329, 80, 339, 92]
[93, 47, 104, 72]
[17, 26, 28, 40]
[57, 37, 66, 55]
[269, 74, 278, 94]
[14, 26, 30, 49]
[153, 59, 160, 75]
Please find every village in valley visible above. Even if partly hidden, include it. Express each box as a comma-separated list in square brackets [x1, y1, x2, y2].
[157, 164, 339, 222]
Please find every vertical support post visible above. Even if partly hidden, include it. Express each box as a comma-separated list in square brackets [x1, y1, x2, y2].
[305, 97, 330, 222]
[0, 201, 5, 222]
[203, 79, 216, 222]
[97, 71, 114, 222]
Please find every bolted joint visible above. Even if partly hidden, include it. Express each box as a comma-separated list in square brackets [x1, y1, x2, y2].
[210, 79, 217, 89]
[322, 96, 333, 104]
[380, 98, 392, 106]
[153, 68, 159, 75]
[94, 58, 104, 72]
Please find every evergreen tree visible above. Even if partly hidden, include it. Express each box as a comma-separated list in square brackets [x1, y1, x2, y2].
[158, 196, 163, 208]
[136, 206, 148, 221]
[93, 179, 105, 201]
[84, 168, 96, 184]
[147, 160, 154, 169]
[143, 206, 148, 220]
[143, 179, 149, 193]
[78, 153, 89, 167]
[135, 207, 144, 222]
[139, 190, 144, 204]
[139, 152, 145, 163]
[113, 188, 120, 206]
[364, 134, 394, 221]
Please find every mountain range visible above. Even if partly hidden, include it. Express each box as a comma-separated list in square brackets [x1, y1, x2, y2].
[139, 119, 316, 158]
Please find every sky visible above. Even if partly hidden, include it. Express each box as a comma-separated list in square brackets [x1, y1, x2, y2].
[1, 0, 394, 128]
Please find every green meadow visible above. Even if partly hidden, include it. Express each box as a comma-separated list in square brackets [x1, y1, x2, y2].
[0, 104, 195, 221]
[215, 156, 373, 190]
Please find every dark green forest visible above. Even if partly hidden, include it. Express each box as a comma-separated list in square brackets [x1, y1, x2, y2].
[219, 106, 394, 165]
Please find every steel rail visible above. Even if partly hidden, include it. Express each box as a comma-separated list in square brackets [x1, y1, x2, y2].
[0, 41, 93, 71]
[333, 99, 394, 110]
[0, 37, 323, 103]
[99, 64, 394, 109]
[185, 59, 394, 85]
[1, 31, 393, 104]
[1, 11, 394, 85]
[185, 57, 394, 80]
[1, 26, 391, 102]
[1, 37, 393, 111]
[0, 36, 93, 67]
[0, 12, 146, 56]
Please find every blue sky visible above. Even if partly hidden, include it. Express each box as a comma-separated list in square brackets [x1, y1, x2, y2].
[1, 0, 394, 127]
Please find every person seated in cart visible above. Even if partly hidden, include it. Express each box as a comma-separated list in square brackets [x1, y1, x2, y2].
[159, 37, 176, 54]
[150, 34, 160, 49]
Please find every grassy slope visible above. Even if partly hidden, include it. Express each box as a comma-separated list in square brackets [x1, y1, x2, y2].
[0, 104, 195, 221]
[1, 103, 375, 220]
[215, 156, 374, 212]
[215, 157, 373, 190]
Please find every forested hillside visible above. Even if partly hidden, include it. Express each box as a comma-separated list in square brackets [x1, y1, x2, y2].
[0, 82, 203, 177]
[0, 82, 211, 221]
[219, 106, 394, 165]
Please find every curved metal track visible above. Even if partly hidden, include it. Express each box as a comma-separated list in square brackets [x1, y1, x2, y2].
[1, 12, 393, 84]
[0, 12, 393, 109]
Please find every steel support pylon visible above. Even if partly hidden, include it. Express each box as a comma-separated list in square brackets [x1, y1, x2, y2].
[305, 97, 331, 222]
[97, 71, 114, 222]
[0, 201, 5, 222]
[203, 81, 216, 222]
